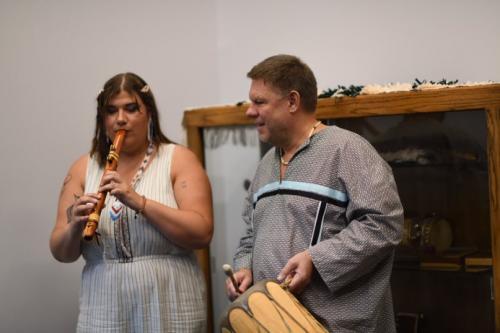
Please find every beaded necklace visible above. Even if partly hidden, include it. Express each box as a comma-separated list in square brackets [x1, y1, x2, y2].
[109, 142, 155, 222]
[280, 121, 322, 166]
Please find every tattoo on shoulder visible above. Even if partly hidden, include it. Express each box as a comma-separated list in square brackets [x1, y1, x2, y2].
[59, 174, 72, 196]
[63, 174, 72, 185]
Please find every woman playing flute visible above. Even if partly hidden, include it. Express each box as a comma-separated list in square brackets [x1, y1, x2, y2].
[49, 72, 213, 332]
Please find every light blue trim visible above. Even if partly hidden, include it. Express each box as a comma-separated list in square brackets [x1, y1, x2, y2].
[253, 180, 348, 204]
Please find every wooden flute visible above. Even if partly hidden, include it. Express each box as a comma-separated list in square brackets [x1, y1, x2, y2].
[83, 129, 127, 240]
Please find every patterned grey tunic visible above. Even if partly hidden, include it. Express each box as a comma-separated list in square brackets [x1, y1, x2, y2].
[78, 144, 206, 333]
[233, 126, 403, 332]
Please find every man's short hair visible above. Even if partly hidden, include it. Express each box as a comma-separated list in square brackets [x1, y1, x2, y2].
[247, 54, 317, 112]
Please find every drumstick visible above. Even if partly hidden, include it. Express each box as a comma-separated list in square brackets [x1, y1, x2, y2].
[222, 264, 242, 293]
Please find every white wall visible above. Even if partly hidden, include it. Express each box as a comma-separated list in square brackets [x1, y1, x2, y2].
[0, 0, 499, 331]
[0, 1, 218, 332]
[215, 0, 500, 101]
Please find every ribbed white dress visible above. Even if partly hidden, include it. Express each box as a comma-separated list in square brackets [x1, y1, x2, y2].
[77, 144, 206, 332]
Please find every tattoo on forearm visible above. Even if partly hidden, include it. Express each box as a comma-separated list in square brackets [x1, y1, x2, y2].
[66, 204, 74, 224]
[65, 193, 80, 224]
[180, 180, 188, 189]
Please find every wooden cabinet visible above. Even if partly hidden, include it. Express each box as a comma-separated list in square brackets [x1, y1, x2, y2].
[183, 84, 500, 332]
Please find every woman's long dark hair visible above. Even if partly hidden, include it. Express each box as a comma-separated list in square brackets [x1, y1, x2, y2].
[90, 72, 171, 166]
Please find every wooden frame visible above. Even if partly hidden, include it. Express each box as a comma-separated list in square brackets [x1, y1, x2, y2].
[183, 84, 500, 332]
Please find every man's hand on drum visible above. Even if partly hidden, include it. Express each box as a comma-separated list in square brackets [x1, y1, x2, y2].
[226, 268, 253, 301]
[277, 250, 313, 294]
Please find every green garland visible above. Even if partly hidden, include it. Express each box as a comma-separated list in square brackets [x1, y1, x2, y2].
[232, 79, 463, 106]
[411, 78, 458, 89]
[318, 85, 364, 98]
[318, 78, 459, 99]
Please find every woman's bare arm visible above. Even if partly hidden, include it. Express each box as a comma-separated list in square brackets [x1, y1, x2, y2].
[49, 155, 96, 262]
[137, 145, 213, 249]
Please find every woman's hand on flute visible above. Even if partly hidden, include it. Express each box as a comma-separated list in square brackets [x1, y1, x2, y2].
[98, 171, 144, 212]
[70, 193, 100, 225]
[49, 191, 100, 262]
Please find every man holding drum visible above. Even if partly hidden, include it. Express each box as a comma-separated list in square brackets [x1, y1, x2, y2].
[226, 54, 404, 332]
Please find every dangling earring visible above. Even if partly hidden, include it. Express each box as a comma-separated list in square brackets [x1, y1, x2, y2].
[147, 118, 153, 143]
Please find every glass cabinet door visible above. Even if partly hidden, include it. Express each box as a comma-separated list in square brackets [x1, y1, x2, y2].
[328, 110, 494, 333]
[203, 125, 261, 331]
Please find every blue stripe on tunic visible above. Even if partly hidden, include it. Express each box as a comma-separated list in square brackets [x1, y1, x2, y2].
[253, 180, 348, 207]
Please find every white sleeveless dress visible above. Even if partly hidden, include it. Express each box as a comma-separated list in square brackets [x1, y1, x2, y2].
[77, 144, 206, 332]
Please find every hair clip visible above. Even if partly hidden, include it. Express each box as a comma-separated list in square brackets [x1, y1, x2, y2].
[98, 88, 104, 95]
[140, 85, 150, 93]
